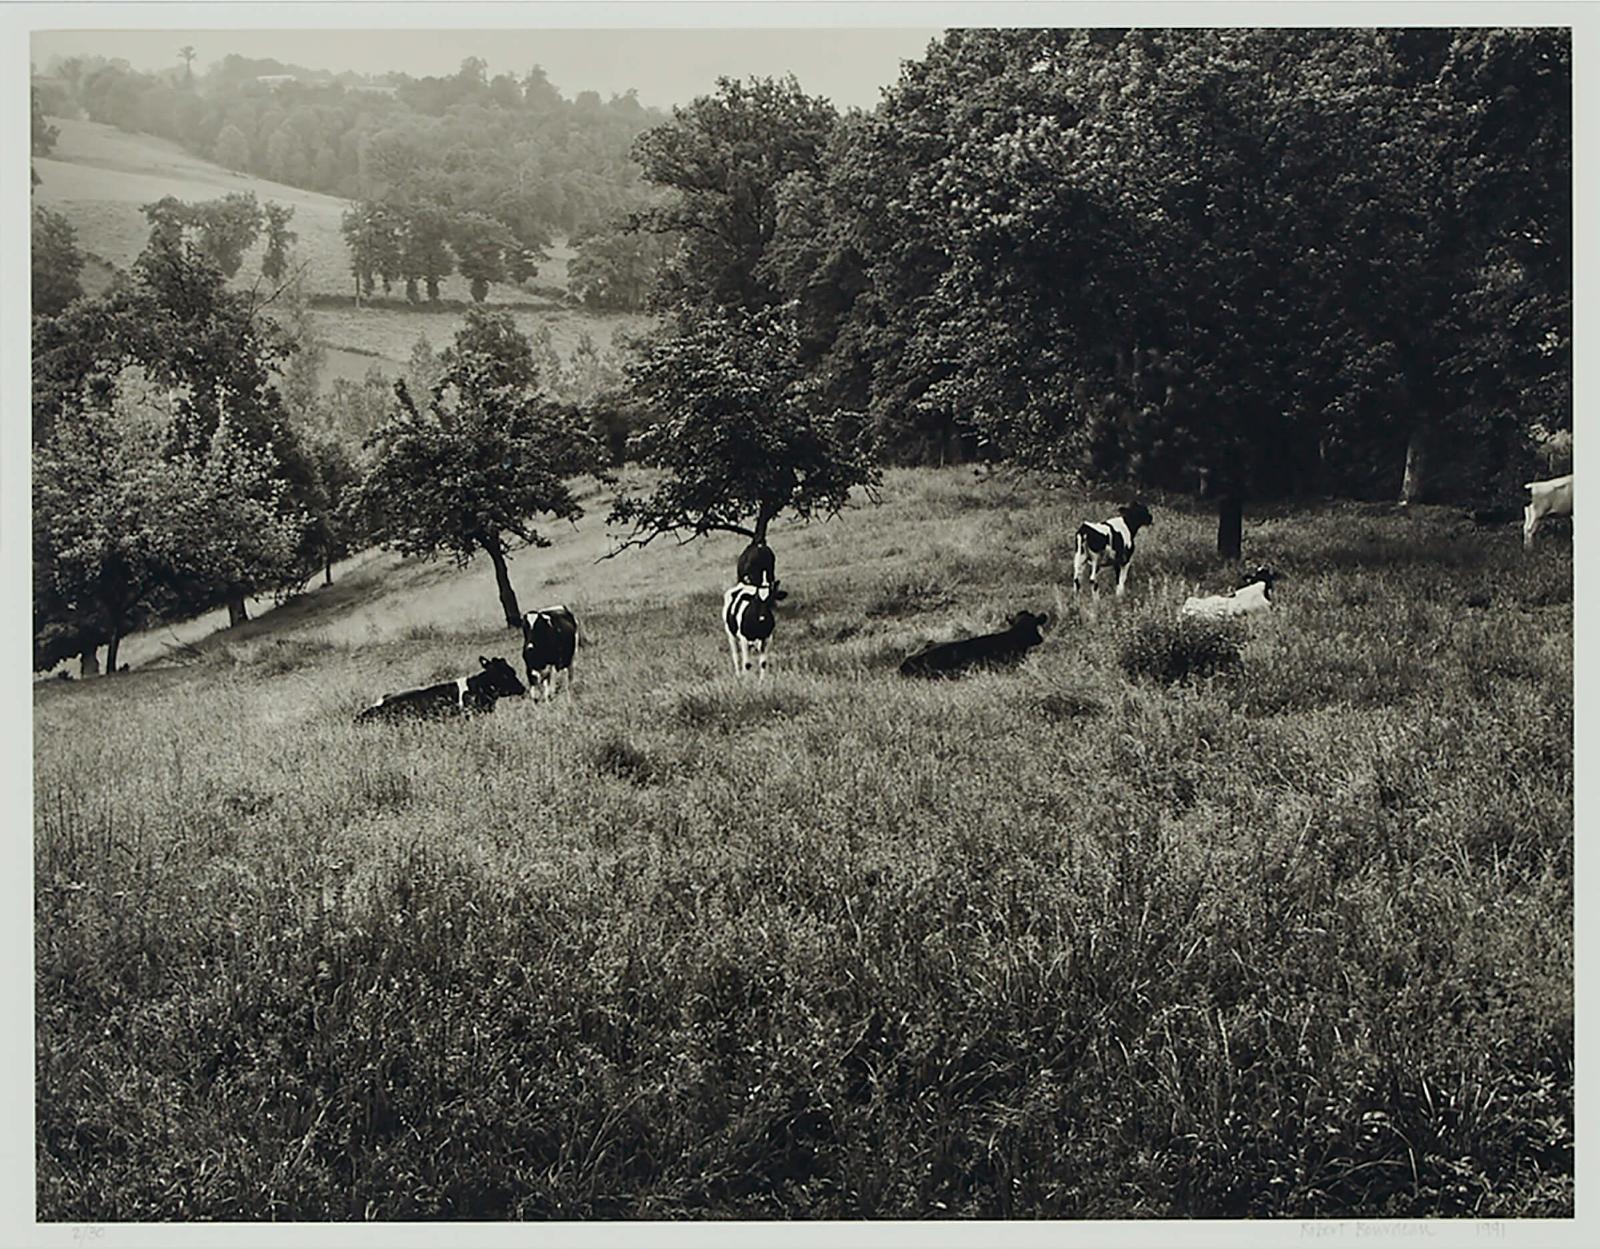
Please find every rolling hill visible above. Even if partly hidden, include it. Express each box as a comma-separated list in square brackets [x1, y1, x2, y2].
[33, 116, 655, 392]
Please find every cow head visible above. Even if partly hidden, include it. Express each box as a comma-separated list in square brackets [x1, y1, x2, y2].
[475, 655, 528, 699]
[1120, 500, 1154, 532]
[1008, 610, 1050, 645]
[1242, 566, 1279, 592]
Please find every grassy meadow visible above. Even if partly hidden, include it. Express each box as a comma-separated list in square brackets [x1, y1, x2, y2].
[33, 469, 1573, 1220]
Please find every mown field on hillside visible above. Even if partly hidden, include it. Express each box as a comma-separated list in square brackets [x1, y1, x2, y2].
[34, 469, 1573, 1220]
[33, 116, 653, 393]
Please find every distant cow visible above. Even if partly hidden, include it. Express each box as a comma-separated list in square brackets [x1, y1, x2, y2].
[1074, 501, 1154, 598]
[1181, 567, 1279, 620]
[899, 610, 1050, 678]
[737, 538, 788, 601]
[355, 656, 527, 723]
[724, 582, 777, 677]
[1523, 474, 1573, 548]
[521, 605, 579, 701]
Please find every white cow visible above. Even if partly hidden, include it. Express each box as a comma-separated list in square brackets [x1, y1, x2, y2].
[1523, 474, 1573, 549]
[1181, 567, 1279, 620]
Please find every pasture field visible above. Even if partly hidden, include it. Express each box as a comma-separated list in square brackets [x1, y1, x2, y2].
[33, 470, 1573, 1219]
[33, 117, 651, 391]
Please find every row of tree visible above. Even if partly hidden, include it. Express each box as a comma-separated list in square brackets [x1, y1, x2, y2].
[34, 52, 665, 242]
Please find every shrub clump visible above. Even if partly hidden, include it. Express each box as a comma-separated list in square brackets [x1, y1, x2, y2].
[1119, 618, 1245, 685]
[590, 734, 655, 785]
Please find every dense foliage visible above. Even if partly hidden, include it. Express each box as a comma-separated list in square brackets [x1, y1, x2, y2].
[616, 31, 1568, 506]
[31, 221, 335, 669]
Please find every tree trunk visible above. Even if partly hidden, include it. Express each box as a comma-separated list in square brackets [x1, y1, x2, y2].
[1217, 494, 1243, 561]
[1400, 424, 1432, 505]
[226, 593, 249, 627]
[105, 633, 121, 674]
[78, 647, 100, 678]
[753, 506, 776, 546]
[483, 538, 522, 628]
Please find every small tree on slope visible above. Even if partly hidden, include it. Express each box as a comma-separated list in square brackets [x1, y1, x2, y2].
[607, 304, 878, 554]
[354, 310, 601, 628]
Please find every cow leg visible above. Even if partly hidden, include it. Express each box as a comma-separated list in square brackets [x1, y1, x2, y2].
[1524, 503, 1539, 549]
[1072, 545, 1087, 594]
[754, 640, 767, 678]
[1115, 561, 1130, 598]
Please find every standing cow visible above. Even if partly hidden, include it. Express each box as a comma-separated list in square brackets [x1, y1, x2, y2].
[521, 605, 579, 701]
[723, 582, 776, 677]
[1073, 501, 1154, 598]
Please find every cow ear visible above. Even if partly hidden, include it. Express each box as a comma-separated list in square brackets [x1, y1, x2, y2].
[1036, 613, 1049, 628]
[480, 656, 491, 668]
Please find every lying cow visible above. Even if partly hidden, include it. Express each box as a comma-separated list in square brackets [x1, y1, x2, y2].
[1523, 474, 1573, 548]
[521, 605, 578, 701]
[1074, 500, 1154, 598]
[1181, 567, 1279, 620]
[724, 581, 776, 677]
[736, 538, 788, 601]
[899, 610, 1049, 678]
[355, 656, 527, 723]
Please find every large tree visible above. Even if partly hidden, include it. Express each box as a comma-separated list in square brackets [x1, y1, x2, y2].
[34, 227, 316, 625]
[608, 304, 877, 552]
[355, 310, 601, 627]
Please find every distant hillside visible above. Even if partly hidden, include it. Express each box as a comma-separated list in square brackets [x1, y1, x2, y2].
[34, 116, 655, 393]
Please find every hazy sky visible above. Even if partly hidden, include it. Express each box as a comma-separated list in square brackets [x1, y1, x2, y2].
[30, 26, 944, 112]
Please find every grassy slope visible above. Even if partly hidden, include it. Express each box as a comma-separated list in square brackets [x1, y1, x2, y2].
[33, 117, 654, 389]
[33, 470, 1574, 1219]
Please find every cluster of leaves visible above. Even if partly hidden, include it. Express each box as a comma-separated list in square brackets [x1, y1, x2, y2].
[33, 368, 303, 672]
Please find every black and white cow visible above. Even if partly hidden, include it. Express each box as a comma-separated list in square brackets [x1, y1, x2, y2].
[1181, 567, 1280, 620]
[521, 605, 579, 701]
[723, 582, 776, 677]
[1073, 500, 1154, 598]
[736, 538, 788, 601]
[355, 656, 527, 723]
[899, 610, 1050, 678]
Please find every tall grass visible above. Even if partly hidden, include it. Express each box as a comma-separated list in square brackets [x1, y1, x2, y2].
[34, 472, 1572, 1219]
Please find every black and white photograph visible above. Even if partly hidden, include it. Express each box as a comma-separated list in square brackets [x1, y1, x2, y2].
[6, 1, 1592, 1241]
